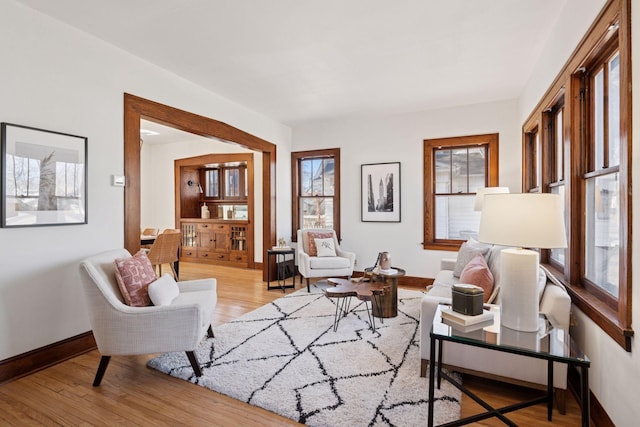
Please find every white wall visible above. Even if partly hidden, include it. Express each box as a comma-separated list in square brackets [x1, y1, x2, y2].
[519, 0, 607, 116]
[292, 99, 520, 278]
[518, 1, 637, 426]
[0, 0, 291, 360]
[2, 1, 635, 423]
[140, 139, 264, 261]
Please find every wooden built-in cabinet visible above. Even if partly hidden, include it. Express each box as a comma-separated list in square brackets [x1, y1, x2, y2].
[176, 153, 254, 269]
[180, 219, 249, 268]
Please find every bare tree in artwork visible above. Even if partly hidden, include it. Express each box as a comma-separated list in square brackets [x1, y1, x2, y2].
[37, 151, 57, 210]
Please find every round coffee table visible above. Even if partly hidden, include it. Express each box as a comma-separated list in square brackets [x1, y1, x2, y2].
[325, 278, 388, 331]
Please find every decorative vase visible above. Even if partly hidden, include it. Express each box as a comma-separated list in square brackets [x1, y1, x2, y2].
[201, 203, 210, 219]
[380, 252, 391, 270]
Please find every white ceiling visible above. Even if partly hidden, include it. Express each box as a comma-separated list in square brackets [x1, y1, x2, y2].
[16, 0, 565, 125]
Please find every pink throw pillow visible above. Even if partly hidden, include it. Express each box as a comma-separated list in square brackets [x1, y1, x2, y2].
[307, 231, 334, 256]
[114, 250, 157, 306]
[459, 254, 494, 303]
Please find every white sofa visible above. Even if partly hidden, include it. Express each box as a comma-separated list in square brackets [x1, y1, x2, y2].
[419, 244, 572, 406]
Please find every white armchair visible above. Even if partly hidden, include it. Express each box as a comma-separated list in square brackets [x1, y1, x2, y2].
[79, 249, 217, 386]
[297, 229, 356, 292]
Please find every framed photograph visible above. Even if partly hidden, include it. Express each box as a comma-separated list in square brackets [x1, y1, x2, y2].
[1, 123, 87, 227]
[361, 162, 400, 222]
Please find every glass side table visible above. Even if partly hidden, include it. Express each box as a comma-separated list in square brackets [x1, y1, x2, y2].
[428, 304, 590, 427]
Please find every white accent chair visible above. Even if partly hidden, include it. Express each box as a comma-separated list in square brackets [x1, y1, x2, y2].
[297, 229, 356, 292]
[79, 248, 217, 386]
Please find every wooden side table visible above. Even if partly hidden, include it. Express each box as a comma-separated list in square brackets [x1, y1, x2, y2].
[364, 267, 405, 318]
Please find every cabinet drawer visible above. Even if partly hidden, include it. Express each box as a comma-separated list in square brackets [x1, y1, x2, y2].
[212, 223, 229, 232]
[199, 251, 229, 261]
[229, 251, 247, 263]
[181, 248, 198, 258]
[197, 222, 229, 231]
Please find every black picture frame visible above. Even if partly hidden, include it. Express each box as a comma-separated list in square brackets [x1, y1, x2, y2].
[1, 123, 88, 227]
[361, 162, 401, 222]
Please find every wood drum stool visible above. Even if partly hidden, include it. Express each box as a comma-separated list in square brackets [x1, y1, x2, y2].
[363, 267, 406, 318]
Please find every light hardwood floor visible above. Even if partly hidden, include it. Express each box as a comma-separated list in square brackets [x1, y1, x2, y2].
[0, 262, 583, 426]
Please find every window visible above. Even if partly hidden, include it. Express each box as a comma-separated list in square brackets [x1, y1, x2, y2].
[525, 98, 567, 268]
[423, 134, 499, 250]
[522, 0, 632, 350]
[547, 98, 566, 267]
[204, 169, 219, 198]
[55, 161, 84, 200]
[202, 164, 247, 201]
[582, 45, 621, 303]
[291, 148, 340, 241]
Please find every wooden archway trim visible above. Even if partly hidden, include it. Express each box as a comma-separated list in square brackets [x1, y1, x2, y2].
[123, 93, 276, 280]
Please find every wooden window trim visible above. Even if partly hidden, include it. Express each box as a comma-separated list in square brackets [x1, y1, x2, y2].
[523, 126, 540, 193]
[522, 0, 632, 350]
[544, 96, 567, 271]
[546, 98, 565, 184]
[291, 148, 341, 242]
[423, 133, 499, 251]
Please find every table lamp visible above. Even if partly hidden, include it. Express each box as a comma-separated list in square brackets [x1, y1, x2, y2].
[478, 193, 567, 332]
[474, 186, 510, 211]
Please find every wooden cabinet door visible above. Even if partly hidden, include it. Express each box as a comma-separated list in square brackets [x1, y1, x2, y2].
[212, 229, 229, 252]
[198, 229, 215, 251]
[209, 223, 229, 252]
[181, 222, 198, 258]
[230, 225, 247, 252]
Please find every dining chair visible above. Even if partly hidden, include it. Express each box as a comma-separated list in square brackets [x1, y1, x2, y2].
[146, 230, 182, 280]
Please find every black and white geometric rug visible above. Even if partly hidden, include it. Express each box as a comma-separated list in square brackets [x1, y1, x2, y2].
[147, 285, 461, 426]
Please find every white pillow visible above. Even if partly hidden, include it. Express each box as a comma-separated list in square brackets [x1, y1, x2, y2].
[148, 274, 180, 306]
[453, 238, 491, 277]
[315, 238, 337, 257]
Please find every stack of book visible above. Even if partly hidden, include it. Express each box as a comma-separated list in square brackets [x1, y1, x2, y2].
[441, 308, 494, 332]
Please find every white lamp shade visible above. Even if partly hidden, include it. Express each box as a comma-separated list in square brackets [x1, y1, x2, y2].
[478, 193, 567, 249]
[474, 186, 510, 211]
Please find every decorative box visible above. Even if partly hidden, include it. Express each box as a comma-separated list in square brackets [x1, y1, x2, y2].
[452, 284, 484, 316]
